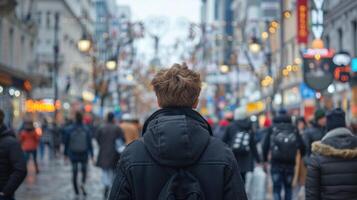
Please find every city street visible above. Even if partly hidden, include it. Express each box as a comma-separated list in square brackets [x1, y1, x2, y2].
[1, 0, 357, 199]
[16, 158, 103, 200]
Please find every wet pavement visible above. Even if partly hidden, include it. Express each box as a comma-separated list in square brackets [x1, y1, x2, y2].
[16, 158, 104, 200]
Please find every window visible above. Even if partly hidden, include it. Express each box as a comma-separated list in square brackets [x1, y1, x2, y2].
[353, 21, 357, 57]
[37, 12, 42, 25]
[21, 36, 26, 65]
[9, 28, 14, 66]
[325, 35, 330, 49]
[338, 28, 343, 51]
[46, 11, 51, 28]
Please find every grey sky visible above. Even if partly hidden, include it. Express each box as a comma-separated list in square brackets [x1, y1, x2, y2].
[116, 0, 201, 65]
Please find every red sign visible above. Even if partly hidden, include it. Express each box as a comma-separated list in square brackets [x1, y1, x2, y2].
[297, 0, 308, 44]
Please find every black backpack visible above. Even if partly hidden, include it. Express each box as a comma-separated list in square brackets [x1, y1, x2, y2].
[270, 124, 298, 163]
[158, 169, 205, 200]
[231, 131, 250, 154]
[69, 126, 88, 153]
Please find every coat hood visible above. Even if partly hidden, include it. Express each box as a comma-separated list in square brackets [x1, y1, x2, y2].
[273, 115, 292, 124]
[312, 128, 357, 159]
[233, 118, 252, 130]
[142, 107, 212, 167]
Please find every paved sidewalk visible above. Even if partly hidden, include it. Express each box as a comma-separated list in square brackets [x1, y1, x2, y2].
[16, 158, 104, 200]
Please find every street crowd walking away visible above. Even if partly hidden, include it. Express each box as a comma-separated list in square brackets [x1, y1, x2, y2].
[0, 109, 27, 200]
[1, 69, 357, 200]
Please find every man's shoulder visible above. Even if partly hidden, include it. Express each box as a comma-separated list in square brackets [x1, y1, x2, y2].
[199, 137, 236, 166]
[119, 139, 152, 167]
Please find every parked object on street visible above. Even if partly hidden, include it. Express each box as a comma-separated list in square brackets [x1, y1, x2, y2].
[306, 108, 357, 200]
[0, 109, 27, 200]
[245, 166, 267, 200]
[19, 120, 40, 174]
[223, 107, 260, 182]
[64, 112, 93, 197]
[109, 64, 247, 200]
[95, 112, 124, 199]
[262, 109, 306, 200]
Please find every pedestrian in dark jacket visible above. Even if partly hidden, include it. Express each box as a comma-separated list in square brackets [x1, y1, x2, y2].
[64, 112, 93, 197]
[109, 63, 247, 200]
[262, 109, 306, 200]
[303, 109, 326, 165]
[223, 107, 260, 182]
[95, 112, 124, 199]
[306, 108, 357, 200]
[0, 109, 27, 200]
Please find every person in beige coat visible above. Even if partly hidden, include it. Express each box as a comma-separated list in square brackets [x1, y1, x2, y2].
[120, 114, 140, 144]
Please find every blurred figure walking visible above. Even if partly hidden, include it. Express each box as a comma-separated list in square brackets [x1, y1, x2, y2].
[64, 112, 93, 197]
[0, 109, 27, 200]
[306, 108, 357, 199]
[263, 109, 306, 200]
[223, 107, 260, 182]
[19, 120, 40, 174]
[120, 113, 140, 145]
[95, 112, 124, 199]
[303, 109, 327, 165]
[38, 119, 52, 160]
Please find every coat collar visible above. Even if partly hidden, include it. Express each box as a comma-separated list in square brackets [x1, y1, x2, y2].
[312, 128, 357, 159]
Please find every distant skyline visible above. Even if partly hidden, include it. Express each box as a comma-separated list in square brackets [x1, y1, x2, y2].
[116, 0, 202, 65]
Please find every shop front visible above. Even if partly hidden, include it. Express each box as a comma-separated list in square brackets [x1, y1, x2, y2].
[0, 66, 32, 127]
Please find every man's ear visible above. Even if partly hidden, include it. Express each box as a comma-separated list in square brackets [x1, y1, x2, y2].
[192, 98, 199, 109]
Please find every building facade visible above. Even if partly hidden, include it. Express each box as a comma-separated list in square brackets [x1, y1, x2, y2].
[0, 0, 38, 126]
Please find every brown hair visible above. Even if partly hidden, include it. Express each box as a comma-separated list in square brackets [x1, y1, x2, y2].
[151, 63, 201, 108]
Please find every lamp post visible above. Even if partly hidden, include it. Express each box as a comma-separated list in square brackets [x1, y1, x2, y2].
[77, 34, 91, 53]
[53, 12, 59, 125]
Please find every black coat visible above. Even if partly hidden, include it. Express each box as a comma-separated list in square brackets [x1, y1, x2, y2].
[95, 122, 124, 169]
[306, 128, 357, 200]
[223, 119, 260, 173]
[262, 115, 306, 168]
[303, 123, 326, 165]
[109, 108, 247, 200]
[0, 124, 27, 197]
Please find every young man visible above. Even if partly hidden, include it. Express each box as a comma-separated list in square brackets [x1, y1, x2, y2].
[0, 109, 27, 200]
[306, 108, 357, 199]
[109, 63, 247, 200]
[223, 107, 260, 183]
[64, 112, 93, 197]
[95, 112, 124, 199]
[262, 109, 306, 200]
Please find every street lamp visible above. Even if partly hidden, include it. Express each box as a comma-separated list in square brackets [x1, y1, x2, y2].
[220, 64, 229, 73]
[249, 37, 261, 53]
[106, 56, 117, 70]
[77, 34, 91, 53]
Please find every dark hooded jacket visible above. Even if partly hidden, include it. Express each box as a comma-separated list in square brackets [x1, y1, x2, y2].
[223, 119, 260, 173]
[109, 108, 247, 200]
[306, 128, 357, 200]
[303, 122, 326, 165]
[262, 115, 305, 168]
[0, 124, 27, 198]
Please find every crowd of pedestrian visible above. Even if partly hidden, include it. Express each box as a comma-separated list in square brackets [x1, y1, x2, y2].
[0, 63, 357, 200]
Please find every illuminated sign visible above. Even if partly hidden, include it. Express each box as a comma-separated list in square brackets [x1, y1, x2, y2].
[333, 52, 351, 83]
[303, 49, 334, 90]
[26, 100, 61, 113]
[311, 0, 324, 39]
[352, 58, 357, 72]
[246, 101, 265, 114]
[297, 0, 308, 44]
